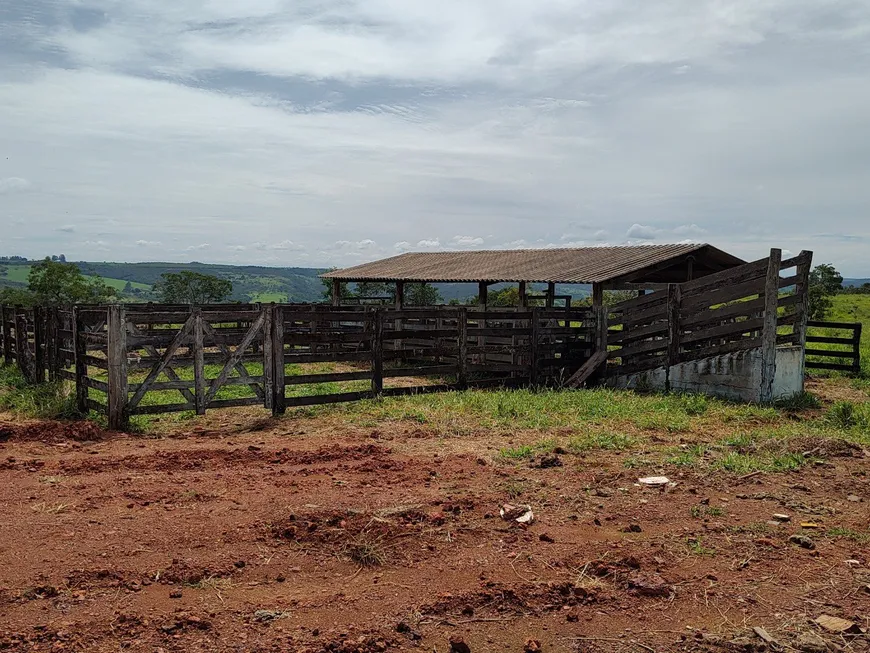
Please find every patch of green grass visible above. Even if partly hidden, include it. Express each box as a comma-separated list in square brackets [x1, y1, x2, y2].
[727, 521, 770, 536]
[690, 505, 725, 519]
[826, 401, 869, 430]
[774, 391, 822, 411]
[567, 431, 635, 452]
[825, 526, 870, 543]
[499, 444, 536, 460]
[0, 366, 79, 419]
[677, 393, 710, 416]
[715, 451, 808, 474]
[686, 537, 715, 556]
[666, 444, 709, 467]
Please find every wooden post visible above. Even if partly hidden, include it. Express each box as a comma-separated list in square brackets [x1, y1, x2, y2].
[518, 282, 527, 308]
[331, 279, 342, 306]
[73, 307, 88, 415]
[665, 283, 681, 393]
[272, 305, 286, 416]
[107, 305, 129, 430]
[263, 305, 274, 411]
[47, 308, 59, 381]
[592, 283, 603, 308]
[1, 306, 11, 365]
[686, 256, 695, 282]
[791, 251, 812, 382]
[394, 281, 404, 351]
[478, 282, 488, 307]
[371, 309, 383, 396]
[853, 323, 863, 376]
[530, 307, 540, 387]
[192, 308, 206, 416]
[546, 283, 555, 308]
[15, 309, 28, 380]
[33, 306, 45, 383]
[458, 307, 468, 388]
[760, 248, 782, 403]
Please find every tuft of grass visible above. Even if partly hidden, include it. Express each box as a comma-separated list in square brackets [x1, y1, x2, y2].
[344, 533, 388, 567]
[825, 527, 870, 543]
[826, 401, 869, 430]
[715, 451, 808, 474]
[774, 391, 821, 411]
[667, 444, 709, 467]
[690, 505, 725, 519]
[500, 480, 526, 500]
[30, 502, 72, 514]
[498, 445, 536, 460]
[677, 393, 710, 416]
[686, 537, 715, 556]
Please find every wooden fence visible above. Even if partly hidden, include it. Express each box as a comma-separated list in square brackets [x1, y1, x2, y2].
[805, 321, 863, 374]
[1, 303, 594, 429]
[605, 249, 814, 399]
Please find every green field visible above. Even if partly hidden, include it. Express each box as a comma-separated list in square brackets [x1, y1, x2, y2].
[807, 294, 869, 378]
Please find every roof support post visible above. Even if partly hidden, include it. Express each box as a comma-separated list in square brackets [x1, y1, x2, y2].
[687, 256, 695, 282]
[546, 283, 555, 308]
[395, 281, 404, 308]
[331, 279, 341, 306]
[518, 282, 527, 308]
[478, 282, 488, 307]
[592, 282, 603, 308]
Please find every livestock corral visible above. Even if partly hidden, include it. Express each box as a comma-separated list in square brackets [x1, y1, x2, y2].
[1, 245, 869, 652]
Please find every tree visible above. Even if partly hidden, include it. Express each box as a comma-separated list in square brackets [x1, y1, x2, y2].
[355, 282, 392, 300]
[154, 271, 233, 304]
[27, 258, 117, 306]
[488, 286, 520, 307]
[405, 283, 443, 306]
[123, 281, 133, 294]
[807, 263, 843, 320]
[320, 271, 353, 303]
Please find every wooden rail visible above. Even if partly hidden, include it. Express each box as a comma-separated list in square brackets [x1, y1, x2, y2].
[805, 320, 862, 374]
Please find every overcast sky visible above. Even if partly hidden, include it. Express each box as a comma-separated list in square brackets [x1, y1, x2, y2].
[1, 1, 869, 274]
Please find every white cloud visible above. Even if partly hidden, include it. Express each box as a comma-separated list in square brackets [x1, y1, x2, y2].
[254, 240, 303, 251]
[56, 225, 75, 233]
[626, 224, 659, 240]
[136, 240, 161, 247]
[592, 230, 608, 242]
[416, 238, 440, 248]
[227, 245, 247, 251]
[451, 235, 484, 247]
[394, 241, 412, 251]
[673, 224, 707, 236]
[185, 243, 210, 251]
[0, 177, 32, 194]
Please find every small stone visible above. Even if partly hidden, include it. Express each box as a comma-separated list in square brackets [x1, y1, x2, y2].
[846, 494, 861, 502]
[169, 590, 182, 599]
[539, 533, 555, 543]
[523, 639, 542, 652]
[233, 560, 246, 568]
[536, 454, 563, 469]
[638, 476, 670, 487]
[448, 635, 471, 653]
[789, 534, 816, 550]
[626, 571, 672, 597]
[623, 523, 643, 533]
[795, 631, 828, 653]
[772, 513, 791, 522]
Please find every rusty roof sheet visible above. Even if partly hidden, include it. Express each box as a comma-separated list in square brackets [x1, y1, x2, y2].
[322, 244, 741, 284]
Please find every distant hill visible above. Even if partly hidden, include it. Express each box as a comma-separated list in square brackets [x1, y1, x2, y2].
[1, 259, 592, 304]
[844, 278, 870, 288]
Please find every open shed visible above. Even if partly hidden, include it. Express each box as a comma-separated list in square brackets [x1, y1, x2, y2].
[321, 243, 745, 307]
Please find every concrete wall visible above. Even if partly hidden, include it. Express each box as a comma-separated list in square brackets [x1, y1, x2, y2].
[607, 346, 804, 402]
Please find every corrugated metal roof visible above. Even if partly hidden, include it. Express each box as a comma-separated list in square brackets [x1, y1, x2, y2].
[322, 244, 742, 284]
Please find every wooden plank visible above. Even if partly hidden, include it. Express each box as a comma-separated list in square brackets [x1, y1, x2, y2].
[530, 307, 540, 386]
[282, 310, 373, 322]
[106, 305, 129, 430]
[263, 306, 274, 411]
[127, 315, 195, 411]
[207, 397, 264, 409]
[193, 309, 206, 415]
[81, 354, 108, 369]
[126, 312, 193, 324]
[778, 274, 799, 289]
[681, 277, 766, 310]
[284, 351, 372, 364]
[807, 320, 860, 330]
[83, 376, 109, 393]
[284, 332, 372, 345]
[681, 296, 766, 328]
[33, 307, 45, 383]
[681, 257, 769, 295]
[609, 290, 668, 314]
[385, 365, 459, 377]
[382, 329, 457, 340]
[666, 284, 681, 391]
[272, 306, 286, 415]
[608, 302, 668, 328]
[804, 348, 858, 358]
[467, 328, 532, 338]
[85, 398, 107, 414]
[806, 336, 856, 345]
[606, 321, 668, 345]
[131, 401, 197, 415]
[760, 248, 782, 403]
[201, 319, 265, 401]
[285, 371, 372, 385]
[779, 250, 813, 270]
[609, 354, 668, 377]
[284, 391, 374, 407]
[805, 361, 858, 372]
[565, 350, 608, 388]
[58, 369, 76, 381]
[682, 316, 764, 344]
[608, 336, 669, 360]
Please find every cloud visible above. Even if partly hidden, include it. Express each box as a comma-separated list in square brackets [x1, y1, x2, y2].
[136, 240, 161, 247]
[451, 235, 484, 248]
[673, 224, 707, 236]
[394, 241, 412, 251]
[185, 243, 210, 251]
[626, 224, 659, 240]
[0, 177, 32, 194]
[416, 239, 440, 248]
[592, 230, 608, 241]
[254, 240, 303, 251]
[227, 245, 247, 251]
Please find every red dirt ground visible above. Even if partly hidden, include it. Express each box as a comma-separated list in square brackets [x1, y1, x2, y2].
[1, 407, 868, 652]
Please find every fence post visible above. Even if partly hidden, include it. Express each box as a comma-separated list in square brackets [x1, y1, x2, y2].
[263, 305, 274, 411]
[371, 309, 383, 396]
[73, 307, 88, 415]
[457, 307, 468, 388]
[48, 308, 60, 381]
[192, 307, 206, 416]
[665, 284, 681, 393]
[791, 251, 812, 382]
[854, 323, 863, 376]
[272, 305, 286, 416]
[530, 307, 540, 387]
[107, 305, 129, 430]
[15, 309, 29, 381]
[33, 306, 45, 383]
[1, 306, 11, 365]
[760, 248, 782, 403]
